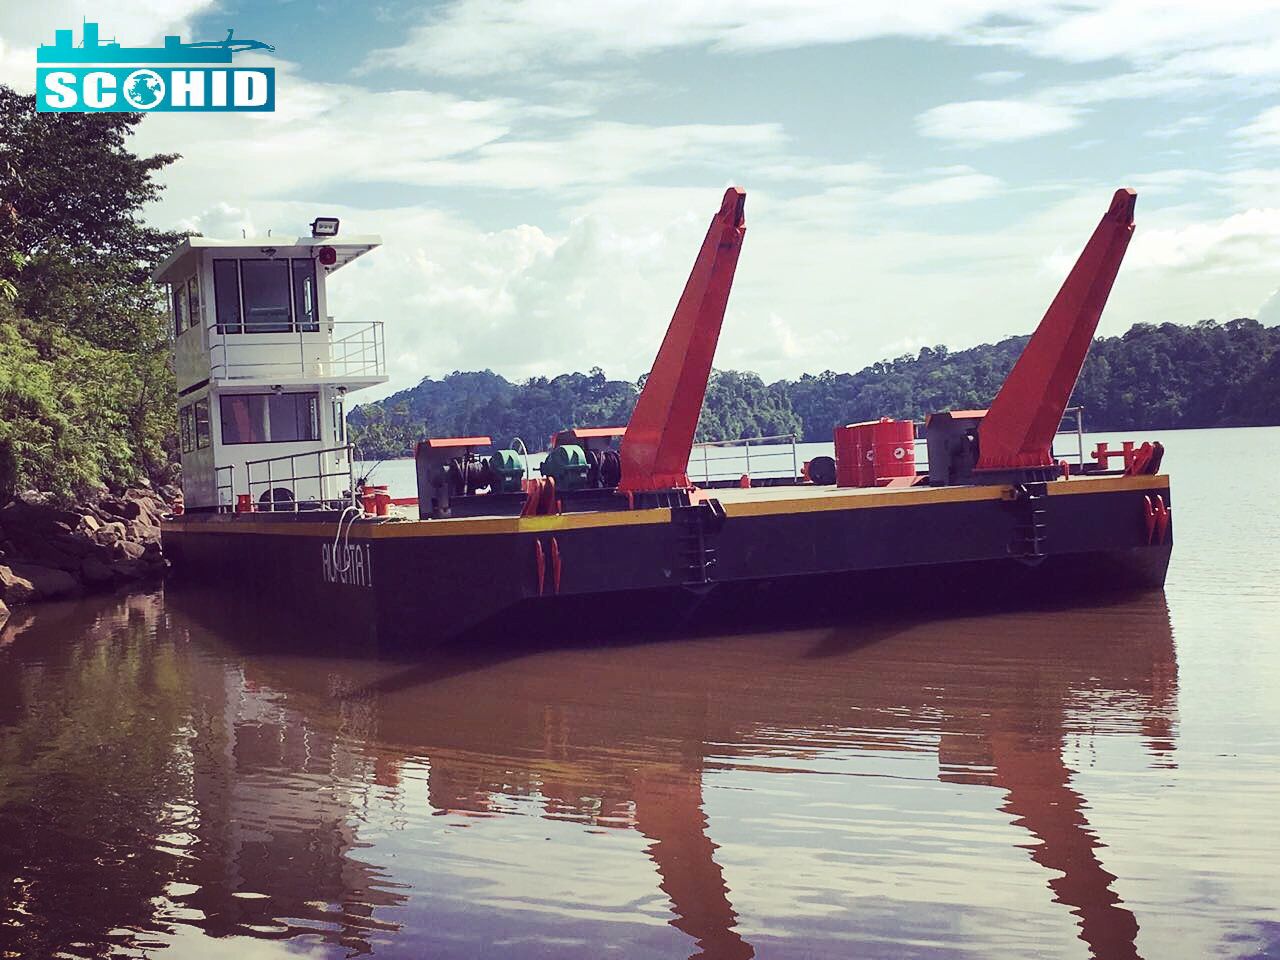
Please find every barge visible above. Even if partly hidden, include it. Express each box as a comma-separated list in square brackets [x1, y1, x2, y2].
[159, 189, 1171, 645]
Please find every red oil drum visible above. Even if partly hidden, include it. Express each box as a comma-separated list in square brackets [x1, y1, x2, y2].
[235, 494, 253, 513]
[362, 484, 390, 516]
[834, 418, 916, 487]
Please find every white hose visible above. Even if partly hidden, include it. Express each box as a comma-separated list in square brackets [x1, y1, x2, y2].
[511, 437, 531, 479]
[331, 502, 363, 575]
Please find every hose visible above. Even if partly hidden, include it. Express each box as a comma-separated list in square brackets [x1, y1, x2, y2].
[331, 502, 363, 575]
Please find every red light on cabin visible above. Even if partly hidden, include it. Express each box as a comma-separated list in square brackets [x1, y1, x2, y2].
[318, 246, 337, 266]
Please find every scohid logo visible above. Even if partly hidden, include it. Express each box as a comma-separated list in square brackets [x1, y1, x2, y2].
[36, 22, 275, 113]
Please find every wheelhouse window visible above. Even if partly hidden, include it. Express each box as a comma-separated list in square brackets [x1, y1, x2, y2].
[194, 398, 211, 448]
[240, 259, 292, 333]
[331, 397, 345, 444]
[213, 259, 242, 334]
[210, 257, 324, 334]
[220, 392, 319, 445]
[172, 280, 188, 335]
[186, 275, 201, 331]
[292, 259, 319, 332]
[179, 405, 194, 453]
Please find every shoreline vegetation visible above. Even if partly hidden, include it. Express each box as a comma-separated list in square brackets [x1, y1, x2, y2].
[348, 318, 1280, 459]
[1, 87, 178, 618]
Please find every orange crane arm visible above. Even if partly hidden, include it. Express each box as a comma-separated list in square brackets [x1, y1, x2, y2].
[619, 188, 747, 492]
[977, 189, 1137, 471]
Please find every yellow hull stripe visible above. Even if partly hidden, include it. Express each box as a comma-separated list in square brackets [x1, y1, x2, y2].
[164, 507, 673, 539]
[718, 484, 1004, 517]
[1045, 473, 1169, 497]
[162, 474, 1169, 538]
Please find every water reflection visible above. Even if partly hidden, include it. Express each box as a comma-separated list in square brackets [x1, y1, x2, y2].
[0, 587, 1180, 959]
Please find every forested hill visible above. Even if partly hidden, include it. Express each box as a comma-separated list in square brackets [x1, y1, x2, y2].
[348, 317, 1280, 458]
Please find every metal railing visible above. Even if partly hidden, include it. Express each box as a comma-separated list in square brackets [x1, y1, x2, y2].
[690, 433, 800, 483]
[214, 464, 236, 510]
[1056, 406, 1086, 465]
[208, 320, 385, 382]
[243, 444, 356, 511]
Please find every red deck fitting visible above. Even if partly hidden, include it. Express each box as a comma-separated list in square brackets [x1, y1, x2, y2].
[976, 189, 1137, 472]
[619, 188, 747, 492]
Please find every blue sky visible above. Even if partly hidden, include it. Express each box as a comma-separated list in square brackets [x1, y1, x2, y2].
[3, 1, 1280, 399]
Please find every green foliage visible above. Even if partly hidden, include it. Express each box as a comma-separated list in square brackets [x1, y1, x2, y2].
[350, 319, 1280, 457]
[0, 85, 178, 501]
[0, 86, 180, 350]
[0, 303, 174, 501]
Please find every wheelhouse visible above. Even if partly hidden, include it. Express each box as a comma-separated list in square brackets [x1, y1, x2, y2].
[153, 229, 388, 511]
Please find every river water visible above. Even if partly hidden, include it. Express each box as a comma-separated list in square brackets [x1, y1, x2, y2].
[1, 427, 1277, 959]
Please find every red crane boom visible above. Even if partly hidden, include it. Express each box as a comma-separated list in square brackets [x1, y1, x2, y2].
[619, 187, 747, 492]
[976, 189, 1137, 472]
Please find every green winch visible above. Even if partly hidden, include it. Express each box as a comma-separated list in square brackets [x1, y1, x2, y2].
[539, 444, 590, 490]
[488, 449, 526, 493]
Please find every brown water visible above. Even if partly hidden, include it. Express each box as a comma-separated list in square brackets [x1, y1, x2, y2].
[2, 427, 1278, 960]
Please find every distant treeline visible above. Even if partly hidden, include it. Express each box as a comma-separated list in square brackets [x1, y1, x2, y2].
[349, 318, 1280, 458]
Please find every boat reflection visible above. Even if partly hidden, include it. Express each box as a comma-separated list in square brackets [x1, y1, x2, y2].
[0, 589, 1177, 959]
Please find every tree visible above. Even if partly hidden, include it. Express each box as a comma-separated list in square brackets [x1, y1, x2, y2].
[0, 86, 180, 349]
[348, 319, 1280, 459]
[0, 85, 178, 500]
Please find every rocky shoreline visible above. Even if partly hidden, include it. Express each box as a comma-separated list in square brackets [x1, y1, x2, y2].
[0, 487, 174, 623]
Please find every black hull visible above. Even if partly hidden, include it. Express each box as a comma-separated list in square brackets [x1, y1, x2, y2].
[162, 476, 1172, 650]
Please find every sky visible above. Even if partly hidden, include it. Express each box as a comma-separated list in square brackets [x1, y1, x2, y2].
[3, 0, 1280, 400]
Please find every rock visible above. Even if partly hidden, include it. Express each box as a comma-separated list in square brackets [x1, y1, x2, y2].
[79, 514, 101, 533]
[0, 565, 36, 604]
[110, 558, 149, 582]
[80, 557, 115, 586]
[50, 532, 94, 559]
[94, 521, 127, 547]
[128, 519, 161, 545]
[1, 498, 82, 533]
[97, 497, 142, 521]
[0, 562, 80, 601]
[6, 535, 79, 572]
[117, 540, 147, 561]
[0, 598, 9, 625]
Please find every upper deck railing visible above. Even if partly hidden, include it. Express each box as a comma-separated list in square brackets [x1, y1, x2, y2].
[243, 443, 356, 511]
[207, 319, 385, 382]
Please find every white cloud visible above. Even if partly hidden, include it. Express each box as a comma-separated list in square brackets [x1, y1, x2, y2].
[0, 0, 215, 90]
[369, 0, 1280, 91]
[886, 167, 1003, 206]
[1259, 288, 1280, 325]
[976, 69, 1024, 85]
[368, 0, 1041, 77]
[1236, 105, 1280, 148]
[1145, 115, 1209, 139]
[916, 99, 1082, 143]
[178, 202, 256, 238]
[1127, 207, 1280, 272]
